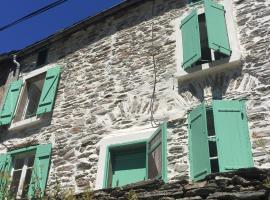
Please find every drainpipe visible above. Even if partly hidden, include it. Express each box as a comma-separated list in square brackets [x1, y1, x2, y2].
[12, 54, 20, 80]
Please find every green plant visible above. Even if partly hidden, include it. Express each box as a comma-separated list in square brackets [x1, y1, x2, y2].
[264, 177, 270, 189]
[62, 189, 76, 200]
[127, 190, 138, 200]
[0, 171, 15, 199]
[82, 185, 93, 200]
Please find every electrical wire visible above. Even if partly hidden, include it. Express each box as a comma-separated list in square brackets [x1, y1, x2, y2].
[0, 0, 69, 32]
[149, 0, 160, 128]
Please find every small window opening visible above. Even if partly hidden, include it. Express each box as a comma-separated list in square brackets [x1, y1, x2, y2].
[195, 13, 212, 66]
[10, 151, 35, 199]
[14, 73, 46, 122]
[214, 51, 229, 60]
[36, 49, 48, 67]
[207, 108, 215, 136]
[107, 144, 146, 188]
[206, 108, 220, 173]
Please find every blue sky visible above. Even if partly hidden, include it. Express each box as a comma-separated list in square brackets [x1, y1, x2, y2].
[0, 0, 123, 54]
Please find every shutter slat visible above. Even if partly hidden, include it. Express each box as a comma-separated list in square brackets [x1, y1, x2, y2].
[181, 10, 201, 69]
[36, 66, 61, 115]
[212, 100, 253, 172]
[0, 80, 23, 125]
[205, 0, 231, 56]
[188, 103, 211, 181]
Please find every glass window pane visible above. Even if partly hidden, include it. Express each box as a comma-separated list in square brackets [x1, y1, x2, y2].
[21, 168, 33, 199]
[148, 144, 162, 179]
[14, 158, 24, 170]
[10, 170, 22, 196]
[28, 155, 35, 168]
[25, 84, 42, 119]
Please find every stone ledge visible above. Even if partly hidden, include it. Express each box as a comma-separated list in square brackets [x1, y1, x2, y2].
[75, 168, 270, 200]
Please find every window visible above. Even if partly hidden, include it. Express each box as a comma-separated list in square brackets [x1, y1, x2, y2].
[189, 0, 202, 4]
[0, 65, 61, 127]
[188, 100, 254, 181]
[181, 0, 231, 70]
[36, 49, 48, 68]
[13, 73, 46, 122]
[10, 152, 35, 199]
[103, 123, 167, 188]
[0, 144, 52, 199]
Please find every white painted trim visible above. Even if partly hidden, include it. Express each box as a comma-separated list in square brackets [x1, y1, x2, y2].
[9, 115, 42, 131]
[9, 64, 55, 131]
[174, 0, 241, 80]
[95, 127, 156, 190]
[16, 157, 29, 199]
[22, 64, 55, 81]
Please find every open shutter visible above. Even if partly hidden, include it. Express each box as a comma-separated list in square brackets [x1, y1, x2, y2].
[147, 122, 167, 182]
[28, 144, 52, 198]
[0, 80, 23, 126]
[0, 154, 12, 199]
[205, 0, 231, 56]
[36, 66, 61, 115]
[188, 103, 211, 181]
[180, 10, 201, 69]
[212, 100, 253, 172]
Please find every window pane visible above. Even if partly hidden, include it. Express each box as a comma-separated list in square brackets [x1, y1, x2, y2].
[148, 144, 162, 179]
[10, 170, 22, 196]
[14, 158, 24, 169]
[21, 168, 33, 199]
[25, 84, 42, 119]
[28, 155, 35, 168]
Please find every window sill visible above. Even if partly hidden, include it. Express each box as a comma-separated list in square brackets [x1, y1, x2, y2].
[174, 58, 242, 83]
[9, 116, 42, 131]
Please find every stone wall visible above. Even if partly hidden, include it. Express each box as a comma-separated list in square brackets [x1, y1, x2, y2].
[0, 0, 269, 194]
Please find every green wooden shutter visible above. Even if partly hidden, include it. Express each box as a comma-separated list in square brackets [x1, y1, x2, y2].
[28, 144, 52, 198]
[204, 0, 231, 56]
[0, 80, 23, 125]
[36, 66, 61, 115]
[188, 103, 211, 181]
[180, 10, 201, 69]
[0, 154, 12, 199]
[212, 100, 253, 172]
[146, 122, 167, 182]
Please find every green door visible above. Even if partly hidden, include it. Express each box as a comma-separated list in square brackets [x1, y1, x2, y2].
[212, 100, 253, 172]
[188, 102, 211, 181]
[111, 148, 146, 187]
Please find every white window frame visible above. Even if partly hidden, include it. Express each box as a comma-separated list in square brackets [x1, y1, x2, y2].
[174, 0, 241, 82]
[10, 153, 35, 199]
[95, 127, 157, 190]
[9, 64, 55, 131]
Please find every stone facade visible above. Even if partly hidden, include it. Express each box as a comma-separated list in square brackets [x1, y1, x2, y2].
[0, 0, 269, 195]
